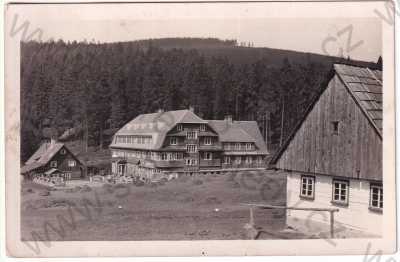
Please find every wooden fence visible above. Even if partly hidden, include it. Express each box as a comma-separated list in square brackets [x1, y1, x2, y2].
[241, 203, 339, 239]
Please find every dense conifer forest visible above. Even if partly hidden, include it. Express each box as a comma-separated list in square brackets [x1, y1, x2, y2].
[20, 38, 379, 162]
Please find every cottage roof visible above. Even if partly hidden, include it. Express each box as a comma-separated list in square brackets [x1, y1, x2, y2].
[21, 142, 80, 174]
[270, 63, 382, 165]
[25, 142, 64, 165]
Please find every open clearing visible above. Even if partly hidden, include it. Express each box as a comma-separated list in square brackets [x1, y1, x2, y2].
[21, 170, 306, 241]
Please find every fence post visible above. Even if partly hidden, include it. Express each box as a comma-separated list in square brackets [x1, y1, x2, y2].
[249, 207, 254, 227]
[330, 211, 335, 238]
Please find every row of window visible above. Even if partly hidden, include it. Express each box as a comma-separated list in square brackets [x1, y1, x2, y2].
[113, 150, 154, 160]
[223, 142, 254, 151]
[170, 136, 213, 145]
[177, 124, 207, 132]
[115, 135, 153, 145]
[50, 160, 76, 168]
[300, 175, 383, 210]
[112, 149, 213, 161]
[161, 152, 184, 161]
[114, 162, 163, 175]
[223, 156, 264, 165]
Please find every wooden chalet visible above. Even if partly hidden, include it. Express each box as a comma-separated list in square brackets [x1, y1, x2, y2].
[270, 64, 383, 235]
[109, 109, 268, 182]
[21, 139, 85, 184]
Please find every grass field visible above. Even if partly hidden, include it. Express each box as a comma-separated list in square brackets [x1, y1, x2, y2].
[21, 170, 307, 241]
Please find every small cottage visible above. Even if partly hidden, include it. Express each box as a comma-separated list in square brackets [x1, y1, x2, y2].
[270, 64, 382, 235]
[21, 139, 85, 183]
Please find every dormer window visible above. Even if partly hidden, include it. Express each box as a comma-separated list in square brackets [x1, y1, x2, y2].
[245, 143, 253, 150]
[177, 124, 183, 131]
[200, 124, 206, 131]
[170, 137, 178, 145]
[235, 143, 241, 150]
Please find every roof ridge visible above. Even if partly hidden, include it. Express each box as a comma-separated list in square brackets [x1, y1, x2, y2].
[333, 63, 382, 71]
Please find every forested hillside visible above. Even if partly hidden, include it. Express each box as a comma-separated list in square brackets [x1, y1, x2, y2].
[20, 38, 379, 162]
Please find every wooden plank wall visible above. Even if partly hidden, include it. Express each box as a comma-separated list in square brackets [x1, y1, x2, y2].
[277, 75, 382, 181]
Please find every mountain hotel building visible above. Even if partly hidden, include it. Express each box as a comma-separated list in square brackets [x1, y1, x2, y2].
[109, 109, 269, 181]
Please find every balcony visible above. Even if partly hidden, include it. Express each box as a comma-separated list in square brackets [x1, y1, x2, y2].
[199, 159, 221, 167]
[153, 160, 185, 168]
[198, 143, 223, 151]
[160, 145, 187, 151]
[221, 162, 265, 169]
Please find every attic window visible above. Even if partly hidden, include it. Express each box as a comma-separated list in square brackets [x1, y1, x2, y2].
[50, 161, 57, 168]
[200, 124, 206, 131]
[60, 149, 66, 155]
[332, 121, 340, 135]
[177, 124, 183, 131]
[170, 137, 178, 145]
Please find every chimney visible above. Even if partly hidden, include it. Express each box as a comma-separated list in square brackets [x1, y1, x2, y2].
[157, 109, 164, 113]
[50, 137, 56, 147]
[188, 106, 194, 112]
[224, 115, 233, 124]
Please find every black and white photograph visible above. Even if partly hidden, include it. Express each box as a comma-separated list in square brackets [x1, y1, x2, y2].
[3, 1, 397, 257]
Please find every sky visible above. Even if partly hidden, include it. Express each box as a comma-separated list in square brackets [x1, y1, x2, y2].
[9, 4, 382, 62]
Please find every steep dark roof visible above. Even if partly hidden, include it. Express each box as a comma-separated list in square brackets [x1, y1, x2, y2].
[21, 142, 65, 173]
[270, 64, 382, 165]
